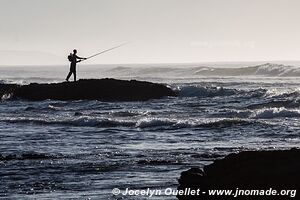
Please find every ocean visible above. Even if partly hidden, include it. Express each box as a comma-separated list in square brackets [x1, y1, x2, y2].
[1, 62, 300, 199]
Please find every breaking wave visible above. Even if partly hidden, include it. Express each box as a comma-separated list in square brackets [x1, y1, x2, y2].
[135, 118, 257, 129]
[247, 100, 300, 109]
[191, 63, 300, 77]
[178, 86, 238, 97]
[252, 108, 300, 119]
[177, 85, 267, 98]
[1, 117, 258, 129]
[105, 63, 300, 77]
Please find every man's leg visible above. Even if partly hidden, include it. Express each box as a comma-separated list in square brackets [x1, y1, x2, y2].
[66, 71, 72, 81]
[74, 71, 76, 82]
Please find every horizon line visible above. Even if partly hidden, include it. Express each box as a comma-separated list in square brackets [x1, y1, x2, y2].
[1, 59, 300, 67]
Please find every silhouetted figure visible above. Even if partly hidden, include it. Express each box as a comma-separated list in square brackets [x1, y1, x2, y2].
[66, 49, 87, 82]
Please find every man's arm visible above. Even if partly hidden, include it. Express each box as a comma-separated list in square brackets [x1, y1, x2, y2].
[75, 55, 87, 60]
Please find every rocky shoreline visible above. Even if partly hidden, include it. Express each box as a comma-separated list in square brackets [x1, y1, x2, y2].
[178, 148, 300, 199]
[0, 78, 177, 101]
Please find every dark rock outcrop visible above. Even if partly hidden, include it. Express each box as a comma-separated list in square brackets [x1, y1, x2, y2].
[178, 148, 300, 200]
[0, 83, 19, 99]
[0, 79, 177, 101]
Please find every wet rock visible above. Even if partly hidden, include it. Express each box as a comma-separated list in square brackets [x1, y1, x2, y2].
[177, 148, 300, 200]
[0, 79, 177, 101]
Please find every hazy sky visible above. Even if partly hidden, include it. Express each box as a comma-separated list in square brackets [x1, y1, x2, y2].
[1, 0, 300, 65]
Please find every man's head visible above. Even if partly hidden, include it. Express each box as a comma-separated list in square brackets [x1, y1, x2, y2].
[73, 49, 77, 54]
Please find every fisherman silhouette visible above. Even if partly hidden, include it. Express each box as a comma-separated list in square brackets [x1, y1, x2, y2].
[66, 49, 87, 82]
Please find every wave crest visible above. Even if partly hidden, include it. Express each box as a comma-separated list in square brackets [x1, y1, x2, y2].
[1, 117, 258, 129]
[178, 85, 238, 97]
[254, 63, 300, 76]
[177, 85, 267, 98]
[191, 63, 300, 77]
[252, 107, 300, 119]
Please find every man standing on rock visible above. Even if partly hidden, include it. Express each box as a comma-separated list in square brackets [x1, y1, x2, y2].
[66, 49, 87, 82]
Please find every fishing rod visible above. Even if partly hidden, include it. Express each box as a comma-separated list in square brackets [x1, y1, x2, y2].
[83, 43, 128, 61]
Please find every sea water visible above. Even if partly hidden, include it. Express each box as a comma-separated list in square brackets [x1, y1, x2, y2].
[1, 63, 300, 199]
